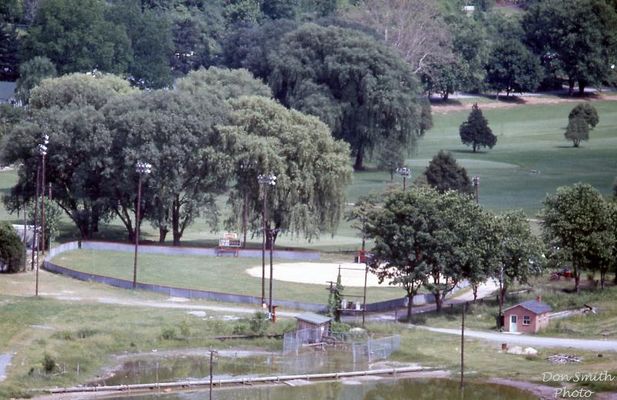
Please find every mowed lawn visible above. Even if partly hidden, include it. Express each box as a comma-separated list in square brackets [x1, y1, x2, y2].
[1, 98, 616, 250]
[51, 249, 403, 305]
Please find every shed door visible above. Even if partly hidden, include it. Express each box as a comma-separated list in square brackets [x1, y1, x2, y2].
[510, 315, 517, 332]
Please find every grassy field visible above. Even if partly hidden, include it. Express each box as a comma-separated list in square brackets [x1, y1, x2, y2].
[51, 249, 403, 304]
[0, 98, 615, 252]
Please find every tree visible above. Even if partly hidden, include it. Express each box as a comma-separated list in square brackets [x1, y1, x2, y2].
[108, 1, 174, 88]
[0, 21, 20, 81]
[459, 103, 496, 152]
[102, 89, 232, 245]
[523, 0, 617, 95]
[376, 140, 405, 182]
[223, 0, 262, 26]
[0, 104, 23, 142]
[492, 211, 544, 320]
[424, 150, 472, 194]
[270, 23, 424, 170]
[22, 0, 132, 75]
[613, 177, 617, 198]
[541, 183, 613, 292]
[0, 222, 25, 273]
[27, 198, 62, 249]
[569, 103, 599, 129]
[343, 0, 454, 75]
[15, 56, 57, 104]
[261, 0, 298, 19]
[363, 187, 483, 316]
[221, 96, 352, 245]
[486, 39, 543, 98]
[564, 116, 590, 148]
[3, 73, 135, 240]
[175, 67, 271, 100]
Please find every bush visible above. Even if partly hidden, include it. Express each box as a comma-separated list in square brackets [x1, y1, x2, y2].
[42, 353, 56, 373]
[248, 312, 269, 336]
[0, 222, 25, 273]
[160, 327, 177, 340]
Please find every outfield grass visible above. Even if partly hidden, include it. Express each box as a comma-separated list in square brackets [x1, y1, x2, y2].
[52, 249, 403, 304]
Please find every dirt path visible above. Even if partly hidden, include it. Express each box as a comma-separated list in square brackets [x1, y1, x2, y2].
[431, 93, 617, 114]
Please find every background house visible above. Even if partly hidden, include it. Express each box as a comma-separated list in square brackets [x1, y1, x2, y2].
[504, 297, 552, 334]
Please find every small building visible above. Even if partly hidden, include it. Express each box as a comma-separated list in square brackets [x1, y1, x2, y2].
[503, 297, 552, 334]
[295, 313, 332, 342]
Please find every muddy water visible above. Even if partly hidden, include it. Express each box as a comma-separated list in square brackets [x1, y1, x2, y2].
[97, 351, 369, 386]
[106, 378, 538, 400]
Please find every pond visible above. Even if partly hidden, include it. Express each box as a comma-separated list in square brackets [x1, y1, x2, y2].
[95, 351, 371, 386]
[104, 378, 538, 400]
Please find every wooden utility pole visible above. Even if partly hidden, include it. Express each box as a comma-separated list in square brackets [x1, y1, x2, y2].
[460, 302, 466, 389]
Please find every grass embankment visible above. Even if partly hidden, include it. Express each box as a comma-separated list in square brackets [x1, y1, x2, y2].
[51, 249, 402, 304]
[0, 294, 291, 399]
[1, 290, 615, 399]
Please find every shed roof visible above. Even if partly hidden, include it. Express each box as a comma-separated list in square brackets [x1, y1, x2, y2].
[295, 313, 331, 325]
[504, 300, 552, 315]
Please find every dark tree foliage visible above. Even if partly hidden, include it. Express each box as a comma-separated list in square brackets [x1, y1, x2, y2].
[270, 23, 423, 170]
[569, 103, 599, 129]
[0, 21, 20, 81]
[523, 0, 617, 95]
[564, 116, 590, 148]
[15, 56, 57, 104]
[486, 39, 543, 98]
[424, 150, 472, 194]
[0, 222, 24, 273]
[418, 98, 433, 135]
[261, 0, 298, 19]
[108, 1, 174, 88]
[459, 103, 496, 153]
[221, 19, 298, 80]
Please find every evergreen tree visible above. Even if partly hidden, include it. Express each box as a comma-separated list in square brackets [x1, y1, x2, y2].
[424, 150, 472, 194]
[459, 103, 496, 153]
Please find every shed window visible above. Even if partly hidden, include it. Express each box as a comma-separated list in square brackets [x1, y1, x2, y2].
[523, 315, 531, 325]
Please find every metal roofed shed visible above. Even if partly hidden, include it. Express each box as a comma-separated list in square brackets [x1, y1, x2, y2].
[503, 297, 552, 334]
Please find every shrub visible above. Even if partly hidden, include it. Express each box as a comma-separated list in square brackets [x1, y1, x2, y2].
[248, 312, 269, 336]
[0, 222, 25, 273]
[42, 353, 56, 373]
[160, 327, 177, 340]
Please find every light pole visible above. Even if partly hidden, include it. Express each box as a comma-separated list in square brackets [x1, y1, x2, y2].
[472, 176, 480, 204]
[239, 161, 255, 249]
[268, 227, 280, 316]
[39, 134, 49, 255]
[133, 161, 152, 289]
[396, 167, 411, 190]
[257, 173, 276, 307]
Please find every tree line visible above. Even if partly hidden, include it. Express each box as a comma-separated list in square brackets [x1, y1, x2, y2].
[1, 69, 352, 246]
[352, 181, 617, 321]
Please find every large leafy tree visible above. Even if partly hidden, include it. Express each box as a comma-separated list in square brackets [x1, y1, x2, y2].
[424, 150, 472, 194]
[491, 211, 544, 319]
[15, 56, 57, 104]
[523, 0, 617, 95]
[541, 183, 613, 292]
[22, 0, 132, 75]
[221, 96, 352, 244]
[102, 89, 232, 245]
[108, 1, 174, 88]
[459, 103, 496, 153]
[564, 116, 590, 148]
[2, 73, 135, 239]
[569, 103, 599, 129]
[270, 23, 424, 170]
[343, 0, 453, 76]
[486, 39, 543, 98]
[363, 187, 484, 316]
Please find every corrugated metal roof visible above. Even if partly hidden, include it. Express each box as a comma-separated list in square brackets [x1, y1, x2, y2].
[295, 313, 331, 325]
[504, 300, 552, 315]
